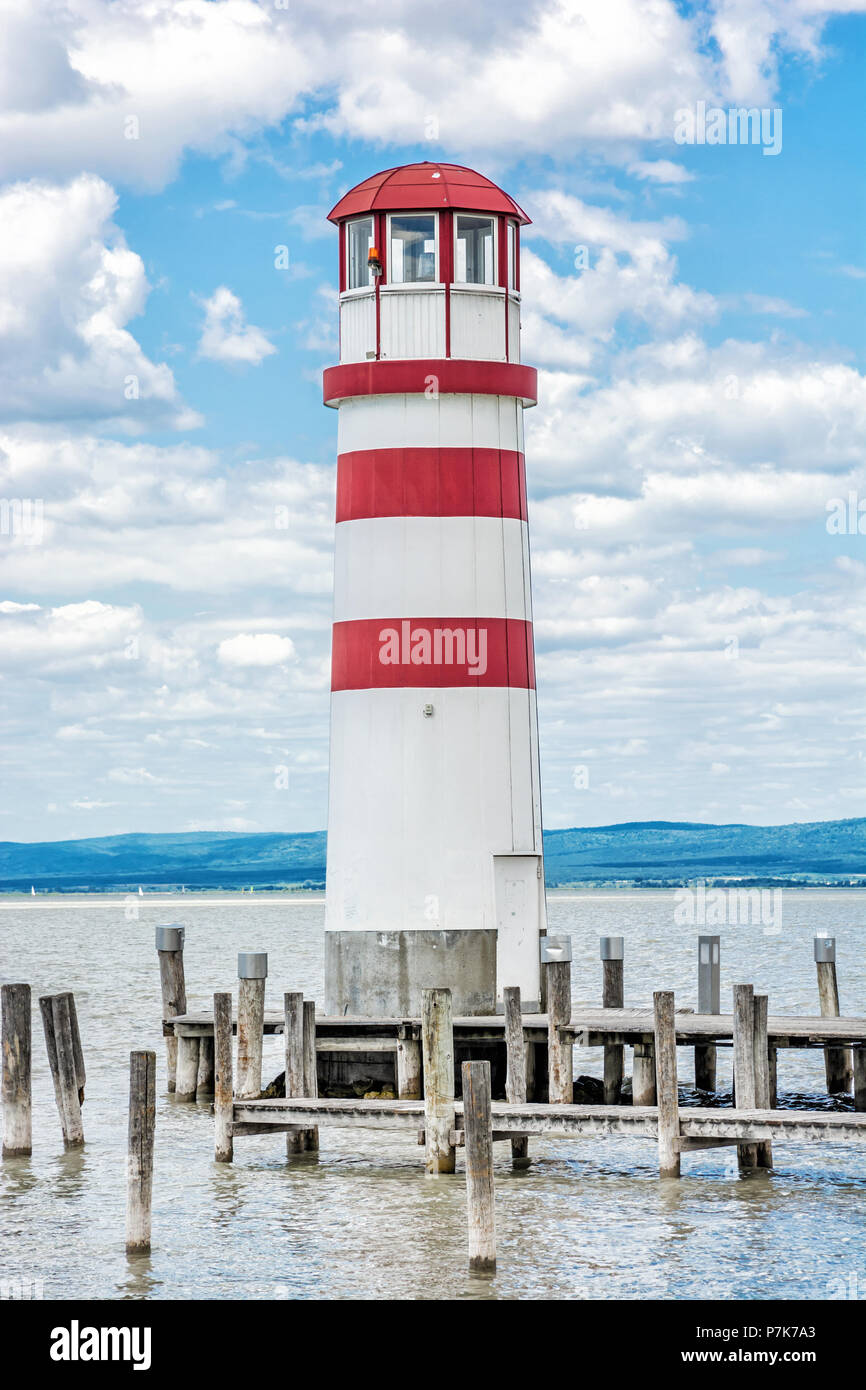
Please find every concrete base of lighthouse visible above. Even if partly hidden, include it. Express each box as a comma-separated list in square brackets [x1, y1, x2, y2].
[324, 929, 498, 1018]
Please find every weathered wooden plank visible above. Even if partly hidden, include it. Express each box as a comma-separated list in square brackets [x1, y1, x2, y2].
[302, 1000, 319, 1154]
[654, 990, 680, 1177]
[462, 1061, 495, 1271]
[213, 992, 233, 1163]
[503, 985, 529, 1168]
[632, 1041, 656, 1106]
[237, 974, 265, 1101]
[546, 960, 573, 1104]
[753, 994, 773, 1169]
[396, 1033, 422, 1099]
[733, 984, 758, 1171]
[602, 956, 625, 1104]
[196, 1036, 215, 1099]
[421, 989, 456, 1174]
[283, 991, 306, 1156]
[230, 1095, 866, 1145]
[40, 993, 84, 1148]
[817, 958, 853, 1095]
[157, 941, 186, 1092]
[1, 982, 31, 1157]
[126, 1050, 156, 1254]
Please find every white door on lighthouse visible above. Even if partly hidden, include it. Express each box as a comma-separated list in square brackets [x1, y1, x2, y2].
[493, 853, 542, 1011]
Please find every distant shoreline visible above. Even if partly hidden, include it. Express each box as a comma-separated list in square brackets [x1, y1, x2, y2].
[0, 882, 862, 907]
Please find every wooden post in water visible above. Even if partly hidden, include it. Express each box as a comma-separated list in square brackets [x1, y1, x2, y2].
[653, 990, 680, 1178]
[175, 1031, 200, 1102]
[462, 1060, 496, 1272]
[1, 983, 32, 1157]
[283, 992, 305, 1155]
[302, 1000, 319, 1154]
[213, 992, 233, 1163]
[396, 1026, 422, 1100]
[753, 994, 773, 1169]
[196, 1038, 215, 1099]
[543, 937, 573, 1104]
[155, 925, 186, 1093]
[632, 1043, 656, 1106]
[768, 1046, 778, 1108]
[126, 1050, 156, 1254]
[236, 952, 267, 1101]
[39, 992, 84, 1148]
[695, 934, 720, 1093]
[503, 985, 530, 1169]
[854, 1048, 866, 1113]
[732, 984, 758, 1170]
[600, 936, 624, 1104]
[814, 936, 853, 1095]
[421, 987, 456, 1174]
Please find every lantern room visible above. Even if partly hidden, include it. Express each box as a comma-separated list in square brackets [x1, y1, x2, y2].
[327, 162, 529, 365]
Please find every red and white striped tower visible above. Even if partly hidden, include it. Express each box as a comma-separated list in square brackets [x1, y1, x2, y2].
[323, 163, 546, 1013]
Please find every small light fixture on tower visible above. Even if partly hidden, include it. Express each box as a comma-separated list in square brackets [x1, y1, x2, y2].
[367, 246, 383, 277]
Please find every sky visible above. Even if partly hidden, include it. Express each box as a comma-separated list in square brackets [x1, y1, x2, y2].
[0, 0, 864, 843]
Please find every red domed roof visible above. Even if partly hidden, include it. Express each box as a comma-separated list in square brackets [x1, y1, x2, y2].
[327, 162, 530, 225]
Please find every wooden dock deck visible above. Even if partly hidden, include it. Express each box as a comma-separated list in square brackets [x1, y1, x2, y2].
[231, 1095, 866, 1147]
[169, 1005, 866, 1049]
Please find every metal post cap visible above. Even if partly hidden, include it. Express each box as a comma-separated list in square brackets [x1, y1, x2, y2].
[155, 925, 185, 952]
[540, 935, 572, 964]
[814, 936, 836, 963]
[238, 951, 268, 979]
[599, 935, 624, 961]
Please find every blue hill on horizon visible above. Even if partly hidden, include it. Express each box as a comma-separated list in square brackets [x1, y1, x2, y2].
[0, 818, 862, 891]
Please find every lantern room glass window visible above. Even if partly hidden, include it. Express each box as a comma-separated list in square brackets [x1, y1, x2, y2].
[389, 214, 437, 283]
[347, 217, 374, 290]
[507, 221, 517, 290]
[455, 214, 495, 285]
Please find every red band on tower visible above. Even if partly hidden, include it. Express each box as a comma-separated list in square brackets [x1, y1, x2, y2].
[336, 448, 527, 523]
[331, 617, 536, 691]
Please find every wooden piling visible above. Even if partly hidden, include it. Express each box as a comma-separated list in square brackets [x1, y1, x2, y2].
[816, 956, 853, 1095]
[40, 992, 84, 1148]
[302, 1000, 319, 1154]
[396, 1027, 422, 1100]
[196, 1037, 215, 1098]
[283, 992, 306, 1155]
[503, 985, 530, 1169]
[175, 1034, 200, 1102]
[753, 994, 773, 1169]
[462, 1060, 496, 1272]
[768, 1046, 778, 1109]
[421, 987, 456, 1174]
[632, 1042, 656, 1106]
[213, 993, 233, 1163]
[732, 984, 758, 1170]
[237, 976, 266, 1101]
[156, 929, 186, 1093]
[653, 990, 680, 1178]
[126, 1050, 156, 1254]
[1, 983, 32, 1157]
[854, 1048, 866, 1113]
[601, 950, 624, 1104]
[546, 960, 573, 1104]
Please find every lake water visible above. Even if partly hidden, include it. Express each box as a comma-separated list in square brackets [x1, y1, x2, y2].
[1, 889, 864, 1301]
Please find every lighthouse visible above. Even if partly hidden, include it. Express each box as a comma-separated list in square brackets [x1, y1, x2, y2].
[322, 163, 546, 1016]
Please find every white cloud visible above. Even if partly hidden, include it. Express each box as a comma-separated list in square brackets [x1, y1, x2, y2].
[628, 160, 695, 184]
[0, 175, 196, 428]
[197, 287, 277, 366]
[217, 633, 297, 667]
[0, 0, 856, 186]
